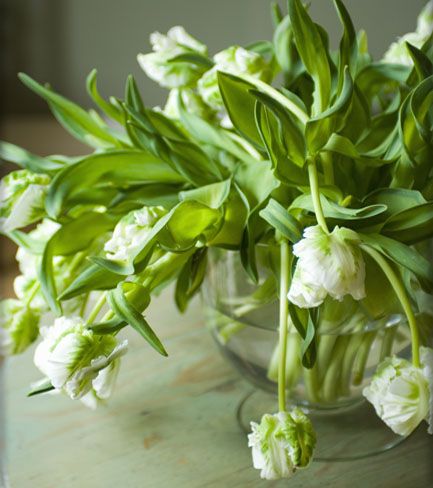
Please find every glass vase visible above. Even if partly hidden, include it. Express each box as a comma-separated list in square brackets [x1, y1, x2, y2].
[202, 247, 421, 461]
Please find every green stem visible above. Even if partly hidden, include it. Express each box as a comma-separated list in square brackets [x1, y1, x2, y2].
[321, 152, 334, 186]
[316, 335, 337, 383]
[321, 336, 349, 402]
[267, 329, 301, 389]
[79, 293, 90, 317]
[379, 326, 398, 361]
[68, 252, 85, 276]
[25, 282, 40, 307]
[303, 367, 320, 403]
[352, 331, 377, 385]
[85, 292, 107, 326]
[308, 157, 329, 234]
[360, 244, 421, 368]
[278, 239, 290, 413]
[339, 334, 363, 396]
[218, 321, 246, 344]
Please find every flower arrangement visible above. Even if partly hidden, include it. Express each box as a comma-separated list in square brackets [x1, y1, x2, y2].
[1, 0, 433, 480]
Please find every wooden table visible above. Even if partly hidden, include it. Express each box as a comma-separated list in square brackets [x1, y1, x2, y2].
[4, 286, 433, 488]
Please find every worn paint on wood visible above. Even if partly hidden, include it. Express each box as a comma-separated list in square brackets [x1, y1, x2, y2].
[5, 287, 433, 487]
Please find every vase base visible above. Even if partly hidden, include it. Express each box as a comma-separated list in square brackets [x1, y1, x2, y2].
[237, 389, 408, 461]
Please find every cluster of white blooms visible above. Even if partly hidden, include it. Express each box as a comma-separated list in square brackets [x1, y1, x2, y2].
[104, 206, 166, 262]
[0, 299, 40, 355]
[137, 27, 271, 128]
[364, 347, 433, 436]
[198, 46, 270, 111]
[0, 169, 50, 232]
[287, 225, 366, 308]
[383, 1, 433, 65]
[137, 26, 208, 89]
[248, 409, 316, 480]
[34, 316, 127, 401]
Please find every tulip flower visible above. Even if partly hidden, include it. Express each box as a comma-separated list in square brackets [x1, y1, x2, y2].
[288, 225, 366, 308]
[363, 348, 433, 436]
[248, 409, 316, 480]
[34, 316, 128, 400]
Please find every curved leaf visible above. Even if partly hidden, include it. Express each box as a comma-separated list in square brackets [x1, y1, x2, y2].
[46, 150, 185, 217]
[107, 283, 167, 356]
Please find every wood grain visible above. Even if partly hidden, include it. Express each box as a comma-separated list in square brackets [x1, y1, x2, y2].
[5, 287, 433, 488]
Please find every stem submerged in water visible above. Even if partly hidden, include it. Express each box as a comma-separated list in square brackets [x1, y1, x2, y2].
[360, 244, 421, 368]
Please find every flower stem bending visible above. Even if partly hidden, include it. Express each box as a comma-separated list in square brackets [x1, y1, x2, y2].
[86, 292, 107, 326]
[307, 158, 329, 234]
[360, 244, 420, 368]
[278, 239, 290, 412]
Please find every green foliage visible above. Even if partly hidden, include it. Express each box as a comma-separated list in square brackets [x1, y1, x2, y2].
[3, 0, 433, 373]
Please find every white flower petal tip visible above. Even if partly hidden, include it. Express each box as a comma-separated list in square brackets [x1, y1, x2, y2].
[248, 409, 316, 480]
[363, 353, 432, 436]
[287, 225, 365, 309]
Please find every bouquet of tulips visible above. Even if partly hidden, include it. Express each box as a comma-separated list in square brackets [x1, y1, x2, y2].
[2, 0, 433, 480]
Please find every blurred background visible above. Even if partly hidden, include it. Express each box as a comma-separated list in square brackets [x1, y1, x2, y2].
[0, 0, 426, 293]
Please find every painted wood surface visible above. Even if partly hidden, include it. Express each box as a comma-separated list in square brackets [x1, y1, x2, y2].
[5, 287, 433, 488]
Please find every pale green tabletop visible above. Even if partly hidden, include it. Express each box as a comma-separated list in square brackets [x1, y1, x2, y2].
[5, 288, 433, 487]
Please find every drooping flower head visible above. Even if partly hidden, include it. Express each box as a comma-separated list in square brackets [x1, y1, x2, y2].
[34, 316, 128, 400]
[0, 299, 40, 355]
[287, 225, 366, 308]
[104, 206, 166, 262]
[137, 26, 208, 88]
[248, 409, 316, 480]
[363, 347, 433, 436]
[0, 169, 50, 232]
[198, 46, 270, 111]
